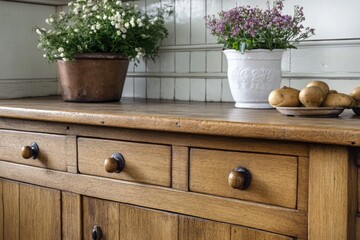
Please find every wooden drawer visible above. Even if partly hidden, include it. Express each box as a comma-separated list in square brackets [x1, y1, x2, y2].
[189, 148, 298, 208]
[0, 129, 75, 171]
[78, 138, 171, 187]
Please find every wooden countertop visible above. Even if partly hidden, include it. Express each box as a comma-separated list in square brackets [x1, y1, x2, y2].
[0, 97, 359, 146]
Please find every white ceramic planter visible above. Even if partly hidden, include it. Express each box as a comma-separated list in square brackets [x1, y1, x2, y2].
[223, 49, 284, 108]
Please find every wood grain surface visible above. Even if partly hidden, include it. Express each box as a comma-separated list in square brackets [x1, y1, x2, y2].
[3, 180, 19, 240]
[190, 148, 298, 208]
[120, 204, 178, 240]
[309, 145, 357, 240]
[78, 137, 171, 187]
[0, 129, 75, 171]
[0, 161, 308, 238]
[231, 225, 294, 240]
[62, 192, 82, 240]
[0, 97, 359, 146]
[179, 216, 230, 240]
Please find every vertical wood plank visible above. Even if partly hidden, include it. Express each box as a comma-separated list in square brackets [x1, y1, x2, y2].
[297, 157, 309, 211]
[66, 135, 78, 173]
[309, 145, 357, 240]
[356, 215, 360, 240]
[0, 179, 3, 240]
[62, 192, 82, 240]
[3, 180, 19, 240]
[231, 225, 293, 240]
[120, 204, 178, 240]
[172, 146, 189, 190]
[179, 215, 230, 240]
[19, 184, 61, 240]
[82, 196, 120, 240]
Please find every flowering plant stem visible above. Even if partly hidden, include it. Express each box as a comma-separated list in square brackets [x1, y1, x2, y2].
[35, 0, 172, 63]
[205, 0, 314, 52]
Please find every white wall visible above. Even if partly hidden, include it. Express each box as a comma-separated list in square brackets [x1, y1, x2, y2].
[1, 0, 359, 101]
[0, 1, 58, 99]
[122, 0, 360, 102]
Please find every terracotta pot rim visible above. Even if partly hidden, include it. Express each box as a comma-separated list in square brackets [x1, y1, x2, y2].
[73, 53, 128, 60]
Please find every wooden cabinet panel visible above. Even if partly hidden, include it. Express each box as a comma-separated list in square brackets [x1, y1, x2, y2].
[62, 192, 82, 240]
[78, 138, 171, 186]
[190, 148, 298, 208]
[19, 183, 61, 240]
[0, 130, 75, 171]
[1, 180, 61, 240]
[82, 196, 120, 240]
[120, 204, 178, 240]
[179, 216, 230, 240]
[3, 180, 20, 240]
[231, 225, 294, 240]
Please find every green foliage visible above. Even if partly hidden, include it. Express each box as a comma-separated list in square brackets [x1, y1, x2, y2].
[35, 0, 172, 63]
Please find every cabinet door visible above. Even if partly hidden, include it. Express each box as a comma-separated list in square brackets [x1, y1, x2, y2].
[231, 225, 294, 240]
[1, 179, 61, 240]
[82, 197, 178, 240]
[179, 216, 231, 240]
[119, 204, 178, 240]
[83, 196, 120, 240]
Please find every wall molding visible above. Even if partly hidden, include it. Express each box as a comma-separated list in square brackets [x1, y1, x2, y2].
[127, 72, 360, 80]
[0, 78, 59, 99]
[159, 39, 360, 52]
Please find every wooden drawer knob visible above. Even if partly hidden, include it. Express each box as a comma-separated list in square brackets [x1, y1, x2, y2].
[228, 167, 251, 190]
[21, 142, 39, 159]
[104, 153, 125, 173]
[92, 225, 103, 240]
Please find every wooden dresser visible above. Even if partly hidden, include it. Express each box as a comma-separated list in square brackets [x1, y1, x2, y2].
[0, 97, 358, 240]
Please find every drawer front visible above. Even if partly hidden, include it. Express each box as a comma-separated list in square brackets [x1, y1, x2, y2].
[189, 148, 298, 208]
[0, 130, 74, 171]
[78, 138, 171, 187]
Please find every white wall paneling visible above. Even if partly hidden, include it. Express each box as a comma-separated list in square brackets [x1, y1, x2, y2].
[147, 77, 161, 99]
[161, 78, 175, 100]
[2, 0, 360, 101]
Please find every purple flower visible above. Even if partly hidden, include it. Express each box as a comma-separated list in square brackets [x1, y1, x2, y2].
[204, 0, 315, 51]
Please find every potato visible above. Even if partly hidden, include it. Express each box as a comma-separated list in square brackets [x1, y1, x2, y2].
[349, 87, 360, 101]
[299, 86, 325, 107]
[322, 93, 353, 108]
[306, 81, 330, 97]
[329, 90, 338, 94]
[268, 86, 300, 107]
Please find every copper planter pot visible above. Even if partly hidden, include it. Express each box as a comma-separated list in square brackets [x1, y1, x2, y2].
[56, 54, 129, 102]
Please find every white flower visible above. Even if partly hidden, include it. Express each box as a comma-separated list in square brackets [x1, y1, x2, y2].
[49, 18, 54, 23]
[124, 22, 130, 28]
[96, 23, 101, 30]
[122, 34, 126, 39]
[62, 58, 69, 61]
[92, 5, 98, 11]
[91, 25, 96, 30]
[60, 53, 65, 57]
[58, 47, 64, 53]
[117, 30, 121, 36]
[74, 28, 79, 33]
[103, 15, 107, 20]
[45, 18, 50, 24]
[35, 29, 42, 35]
[43, 54, 47, 58]
[116, 1, 122, 6]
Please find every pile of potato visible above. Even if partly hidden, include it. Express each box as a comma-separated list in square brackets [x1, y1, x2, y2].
[268, 80, 360, 108]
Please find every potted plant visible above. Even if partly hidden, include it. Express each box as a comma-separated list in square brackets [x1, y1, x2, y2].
[205, 0, 315, 108]
[35, 0, 170, 102]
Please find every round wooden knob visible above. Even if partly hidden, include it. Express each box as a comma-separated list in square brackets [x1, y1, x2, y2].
[228, 167, 251, 190]
[92, 225, 103, 240]
[21, 143, 39, 159]
[104, 153, 125, 173]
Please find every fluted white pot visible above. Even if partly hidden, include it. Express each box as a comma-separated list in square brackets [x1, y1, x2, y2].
[223, 49, 284, 108]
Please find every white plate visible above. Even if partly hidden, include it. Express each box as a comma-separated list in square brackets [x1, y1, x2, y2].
[276, 107, 345, 117]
